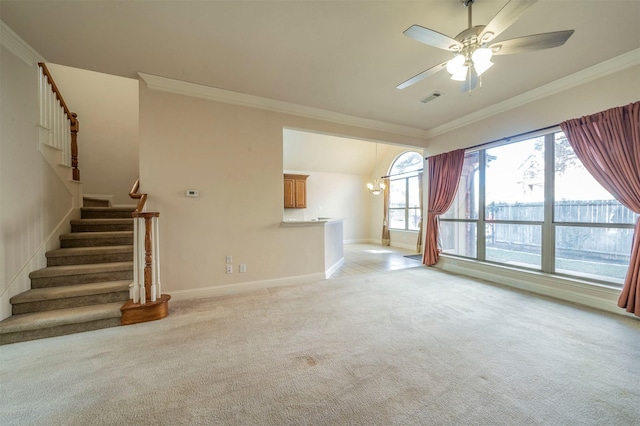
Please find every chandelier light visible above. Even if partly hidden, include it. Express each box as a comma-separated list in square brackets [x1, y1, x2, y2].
[367, 144, 386, 195]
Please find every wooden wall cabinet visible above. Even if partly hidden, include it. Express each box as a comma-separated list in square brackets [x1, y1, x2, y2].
[284, 174, 308, 208]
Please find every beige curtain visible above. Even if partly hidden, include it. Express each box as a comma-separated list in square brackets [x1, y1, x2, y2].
[424, 150, 465, 266]
[560, 102, 640, 317]
[382, 178, 390, 246]
[416, 171, 424, 253]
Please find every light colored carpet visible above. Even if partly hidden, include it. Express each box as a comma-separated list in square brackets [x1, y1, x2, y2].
[1, 266, 639, 425]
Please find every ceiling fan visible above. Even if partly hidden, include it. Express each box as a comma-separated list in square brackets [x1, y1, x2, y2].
[397, 0, 574, 91]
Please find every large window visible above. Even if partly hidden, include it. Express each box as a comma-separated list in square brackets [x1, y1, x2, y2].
[440, 130, 638, 287]
[388, 152, 423, 231]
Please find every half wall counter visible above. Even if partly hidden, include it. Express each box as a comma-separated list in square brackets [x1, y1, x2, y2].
[280, 218, 344, 278]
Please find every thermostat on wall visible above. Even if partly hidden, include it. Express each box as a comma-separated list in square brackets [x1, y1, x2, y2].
[185, 189, 199, 197]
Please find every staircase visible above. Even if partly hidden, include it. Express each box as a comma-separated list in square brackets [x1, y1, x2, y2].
[0, 202, 136, 345]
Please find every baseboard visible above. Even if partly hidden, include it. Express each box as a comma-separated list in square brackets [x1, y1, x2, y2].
[390, 242, 418, 251]
[325, 257, 345, 279]
[169, 273, 326, 302]
[436, 256, 633, 317]
[344, 239, 372, 244]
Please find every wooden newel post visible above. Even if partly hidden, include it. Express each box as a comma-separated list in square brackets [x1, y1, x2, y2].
[70, 113, 80, 181]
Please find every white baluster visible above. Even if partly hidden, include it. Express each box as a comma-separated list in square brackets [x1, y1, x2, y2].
[150, 217, 157, 302]
[38, 69, 44, 126]
[64, 119, 71, 167]
[55, 101, 60, 149]
[132, 217, 140, 303]
[154, 216, 162, 298]
[44, 76, 49, 129]
[138, 216, 146, 305]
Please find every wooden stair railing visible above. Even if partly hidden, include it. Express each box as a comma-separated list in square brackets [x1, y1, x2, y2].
[38, 63, 80, 181]
[121, 178, 170, 325]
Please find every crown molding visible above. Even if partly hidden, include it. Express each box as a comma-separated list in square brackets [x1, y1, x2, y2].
[0, 20, 46, 66]
[138, 72, 428, 139]
[425, 48, 640, 139]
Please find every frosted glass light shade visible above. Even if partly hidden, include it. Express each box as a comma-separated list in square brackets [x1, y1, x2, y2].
[472, 48, 494, 76]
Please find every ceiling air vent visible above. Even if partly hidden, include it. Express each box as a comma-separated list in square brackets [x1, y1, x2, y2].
[419, 91, 442, 104]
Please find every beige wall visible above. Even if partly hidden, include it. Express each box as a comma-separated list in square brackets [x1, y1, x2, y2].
[139, 82, 425, 298]
[0, 45, 74, 319]
[46, 64, 139, 205]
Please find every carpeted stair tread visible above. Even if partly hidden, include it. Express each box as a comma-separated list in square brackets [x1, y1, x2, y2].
[71, 218, 133, 225]
[81, 207, 136, 219]
[60, 231, 133, 240]
[70, 218, 134, 232]
[81, 207, 135, 212]
[46, 245, 133, 266]
[47, 245, 133, 258]
[82, 197, 110, 207]
[29, 262, 133, 279]
[0, 302, 123, 334]
[10, 281, 131, 304]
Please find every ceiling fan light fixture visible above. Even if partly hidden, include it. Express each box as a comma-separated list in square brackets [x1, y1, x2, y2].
[446, 54, 467, 80]
[472, 47, 494, 76]
[450, 68, 468, 81]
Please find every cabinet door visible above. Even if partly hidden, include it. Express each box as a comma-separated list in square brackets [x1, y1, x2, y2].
[284, 178, 295, 208]
[295, 179, 306, 208]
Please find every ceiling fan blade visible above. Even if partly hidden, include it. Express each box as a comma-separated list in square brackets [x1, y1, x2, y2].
[479, 0, 538, 44]
[489, 30, 575, 55]
[404, 25, 462, 51]
[396, 61, 448, 90]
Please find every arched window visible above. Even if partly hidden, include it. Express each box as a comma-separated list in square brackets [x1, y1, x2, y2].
[388, 151, 423, 230]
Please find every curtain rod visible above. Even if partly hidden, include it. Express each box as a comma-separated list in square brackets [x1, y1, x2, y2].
[424, 123, 559, 160]
[380, 169, 423, 179]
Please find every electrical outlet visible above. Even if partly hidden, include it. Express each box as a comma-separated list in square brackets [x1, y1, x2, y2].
[239, 264, 247, 273]
[226, 255, 232, 264]
[226, 264, 233, 274]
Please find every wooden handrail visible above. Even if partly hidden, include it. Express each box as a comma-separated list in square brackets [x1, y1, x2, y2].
[38, 63, 75, 122]
[129, 177, 148, 213]
[38, 62, 80, 180]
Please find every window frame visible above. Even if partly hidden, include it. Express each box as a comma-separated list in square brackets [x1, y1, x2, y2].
[439, 128, 637, 288]
[387, 152, 423, 232]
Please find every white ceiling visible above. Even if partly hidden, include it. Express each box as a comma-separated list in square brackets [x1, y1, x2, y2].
[1, 0, 639, 132]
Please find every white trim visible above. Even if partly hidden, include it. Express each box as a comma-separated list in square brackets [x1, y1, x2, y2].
[343, 238, 375, 244]
[390, 241, 417, 251]
[169, 273, 326, 302]
[138, 72, 427, 139]
[325, 257, 345, 279]
[436, 256, 635, 318]
[280, 220, 326, 227]
[426, 48, 640, 138]
[0, 20, 46, 66]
